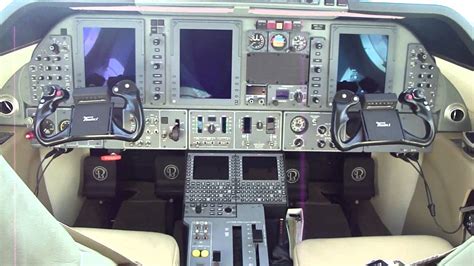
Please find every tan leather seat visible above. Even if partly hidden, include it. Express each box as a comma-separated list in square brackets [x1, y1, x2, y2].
[0, 156, 179, 266]
[294, 235, 453, 266]
[74, 227, 179, 266]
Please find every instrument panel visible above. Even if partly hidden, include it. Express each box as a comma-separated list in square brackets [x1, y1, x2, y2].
[0, 12, 470, 152]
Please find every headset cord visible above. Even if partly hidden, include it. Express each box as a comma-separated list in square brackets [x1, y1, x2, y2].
[405, 158, 463, 234]
[34, 148, 73, 197]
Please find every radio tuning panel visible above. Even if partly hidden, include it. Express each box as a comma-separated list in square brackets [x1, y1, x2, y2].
[234, 111, 282, 150]
[189, 111, 234, 150]
[28, 35, 74, 106]
[266, 85, 307, 107]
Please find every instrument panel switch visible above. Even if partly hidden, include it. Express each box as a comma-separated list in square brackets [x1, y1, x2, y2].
[201, 250, 209, 258]
[266, 117, 276, 134]
[192, 249, 201, 258]
[212, 251, 221, 262]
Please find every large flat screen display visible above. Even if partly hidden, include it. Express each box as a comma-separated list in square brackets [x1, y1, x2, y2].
[242, 157, 278, 181]
[337, 34, 388, 95]
[193, 156, 229, 180]
[83, 27, 136, 87]
[179, 29, 233, 99]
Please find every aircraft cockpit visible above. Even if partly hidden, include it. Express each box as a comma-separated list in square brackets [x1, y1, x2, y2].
[0, 1, 473, 265]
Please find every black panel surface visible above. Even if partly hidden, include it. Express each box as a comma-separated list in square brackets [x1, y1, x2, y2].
[246, 53, 309, 85]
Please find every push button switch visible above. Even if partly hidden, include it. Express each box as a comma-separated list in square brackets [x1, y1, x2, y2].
[192, 249, 201, 258]
[200, 250, 209, 258]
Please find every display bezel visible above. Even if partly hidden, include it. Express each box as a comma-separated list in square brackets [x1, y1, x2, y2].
[170, 20, 242, 106]
[237, 154, 284, 182]
[328, 25, 396, 105]
[74, 19, 145, 91]
[189, 153, 232, 181]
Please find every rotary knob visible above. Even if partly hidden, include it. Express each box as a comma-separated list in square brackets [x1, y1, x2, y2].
[49, 44, 60, 54]
[208, 124, 216, 134]
[294, 91, 304, 103]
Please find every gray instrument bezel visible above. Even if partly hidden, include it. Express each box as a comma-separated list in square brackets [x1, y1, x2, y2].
[169, 20, 242, 106]
[73, 18, 146, 92]
[328, 25, 397, 105]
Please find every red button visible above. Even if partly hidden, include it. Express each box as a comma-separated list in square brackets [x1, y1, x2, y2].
[25, 131, 36, 140]
[283, 21, 293, 30]
[405, 94, 414, 101]
[101, 154, 122, 161]
[55, 90, 63, 97]
[266, 20, 276, 30]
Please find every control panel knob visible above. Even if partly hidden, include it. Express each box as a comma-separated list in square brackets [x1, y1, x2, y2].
[0, 100, 14, 115]
[256, 121, 264, 130]
[294, 138, 304, 147]
[317, 125, 327, 135]
[169, 122, 180, 142]
[317, 140, 326, 148]
[315, 42, 323, 49]
[153, 63, 161, 70]
[224, 207, 232, 213]
[417, 52, 427, 62]
[195, 205, 202, 214]
[312, 97, 320, 104]
[208, 124, 216, 134]
[293, 91, 304, 103]
[49, 44, 60, 54]
[313, 66, 322, 73]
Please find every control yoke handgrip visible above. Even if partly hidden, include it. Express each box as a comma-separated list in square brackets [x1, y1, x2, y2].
[330, 90, 364, 151]
[110, 80, 145, 142]
[398, 89, 436, 146]
[33, 81, 144, 146]
[330, 89, 436, 151]
[34, 87, 72, 146]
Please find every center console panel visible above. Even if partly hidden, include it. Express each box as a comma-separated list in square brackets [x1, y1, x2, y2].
[183, 153, 285, 266]
[184, 204, 269, 266]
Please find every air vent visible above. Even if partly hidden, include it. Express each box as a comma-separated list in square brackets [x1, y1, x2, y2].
[0, 95, 19, 117]
[445, 103, 467, 123]
[451, 109, 465, 122]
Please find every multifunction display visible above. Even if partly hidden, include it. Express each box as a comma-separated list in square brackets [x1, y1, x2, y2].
[83, 27, 136, 87]
[180, 29, 233, 100]
[242, 156, 278, 180]
[193, 155, 230, 180]
[337, 34, 388, 95]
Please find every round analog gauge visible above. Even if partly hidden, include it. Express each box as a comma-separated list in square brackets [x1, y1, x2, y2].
[40, 119, 55, 136]
[58, 119, 70, 132]
[271, 34, 287, 50]
[291, 35, 308, 51]
[290, 116, 308, 134]
[249, 32, 266, 50]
